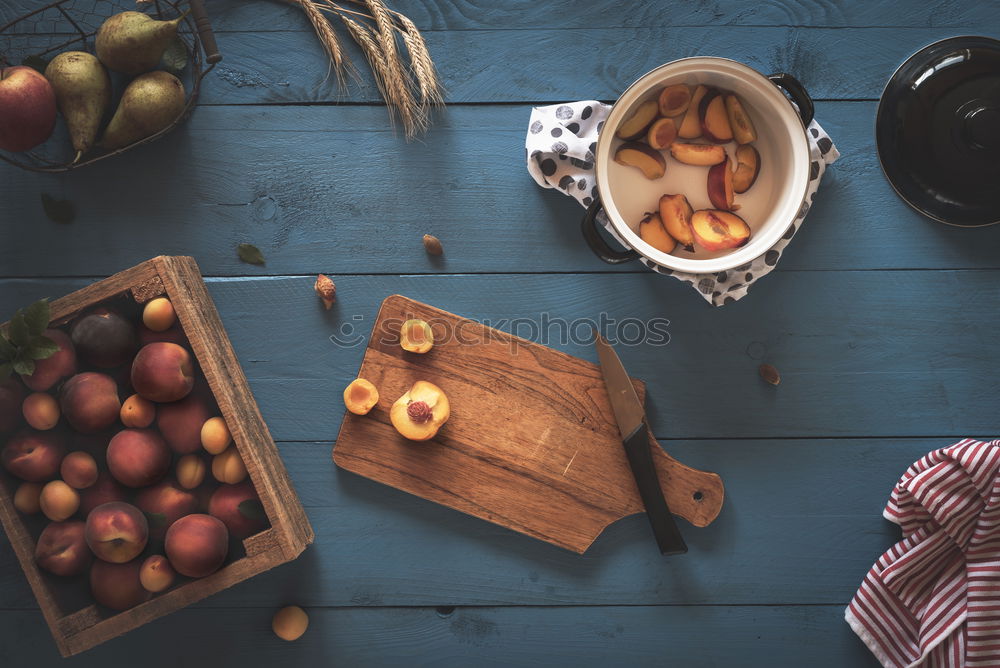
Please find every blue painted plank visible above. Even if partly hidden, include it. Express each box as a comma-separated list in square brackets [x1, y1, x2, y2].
[0, 437, 953, 607]
[2, 105, 999, 277]
[0, 605, 878, 667]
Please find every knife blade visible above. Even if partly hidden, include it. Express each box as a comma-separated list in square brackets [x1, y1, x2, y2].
[594, 333, 687, 556]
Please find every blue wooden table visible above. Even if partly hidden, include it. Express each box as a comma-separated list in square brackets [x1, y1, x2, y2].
[2, 1, 1000, 665]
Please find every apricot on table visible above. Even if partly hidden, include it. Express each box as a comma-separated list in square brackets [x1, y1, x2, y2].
[343, 378, 379, 415]
[200, 416, 232, 454]
[13, 481, 43, 514]
[142, 298, 176, 332]
[176, 454, 207, 489]
[400, 319, 434, 354]
[22, 392, 60, 430]
[120, 394, 156, 428]
[212, 446, 248, 484]
[390, 380, 450, 441]
[272, 605, 309, 642]
[39, 480, 80, 521]
[61, 451, 99, 489]
[139, 554, 176, 593]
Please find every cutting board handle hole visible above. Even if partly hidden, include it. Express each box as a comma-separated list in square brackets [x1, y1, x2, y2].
[693, 491, 704, 501]
[436, 606, 456, 617]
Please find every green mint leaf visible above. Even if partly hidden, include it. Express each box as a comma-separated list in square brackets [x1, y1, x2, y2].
[0, 336, 15, 361]
[237, 243, 265, 266]
[11, 353, 34, 377]
[22, 299, 50, 337]
[27, 335, 58, 360]
[238, 499, 267, 522]
[7, 311, 29, 347]
[40, 194, 75, 224]
[0, 363, 12, 379]
[161, 36, 188, 74]
[21, 55, 49, 74]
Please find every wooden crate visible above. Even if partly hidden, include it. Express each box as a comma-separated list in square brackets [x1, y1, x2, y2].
[0, 256, 313, 656]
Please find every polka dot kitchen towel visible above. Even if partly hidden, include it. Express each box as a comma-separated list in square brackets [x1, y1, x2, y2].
[525, 101, 840, 306]
[847, 439, 1000, 668]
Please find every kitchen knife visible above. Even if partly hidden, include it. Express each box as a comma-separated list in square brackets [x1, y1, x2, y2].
[594, 333, 687, 556]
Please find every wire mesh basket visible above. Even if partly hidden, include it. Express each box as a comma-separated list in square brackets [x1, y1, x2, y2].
[0, 0, 221, 172]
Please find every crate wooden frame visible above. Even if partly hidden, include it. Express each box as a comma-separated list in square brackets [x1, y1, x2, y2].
[0, 255, 313, 656]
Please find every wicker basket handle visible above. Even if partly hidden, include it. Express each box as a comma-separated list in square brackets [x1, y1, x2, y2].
[189, 0, 222, 64]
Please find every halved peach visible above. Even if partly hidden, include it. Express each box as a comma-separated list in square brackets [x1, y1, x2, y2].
[638, 212, 677, 254]
[645, 117, 677, 150]
[733, 145, 760, 193]
[707, 156, 738, 211]
[691, 210, 751, 251]
[669, 142, 726, 166]
[699, 89, 734, 144]
[400, 319, 434, 354]
[678, 85, 708, 139]
[725, 94, 757, 144]
[614, 142, 666, 180]
[343, 378, 379, 416]
[390, 381, 450, 441]
[658, 84, 691, 117]
[658, 194, 695, 252]
[615, 100, 659, 140]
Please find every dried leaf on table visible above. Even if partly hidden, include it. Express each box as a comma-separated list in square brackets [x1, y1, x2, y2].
[237, 243, 266, 266]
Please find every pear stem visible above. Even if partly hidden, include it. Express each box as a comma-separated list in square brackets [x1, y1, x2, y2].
[71, 150, 82, 165]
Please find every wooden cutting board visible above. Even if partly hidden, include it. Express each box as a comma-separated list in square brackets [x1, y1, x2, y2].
[333, 295, 724, 554]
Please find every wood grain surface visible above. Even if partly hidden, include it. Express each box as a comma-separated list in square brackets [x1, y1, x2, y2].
[334, 296, 723, 553]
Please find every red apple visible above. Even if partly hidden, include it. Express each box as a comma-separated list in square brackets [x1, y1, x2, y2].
[0, 66, 57, 152]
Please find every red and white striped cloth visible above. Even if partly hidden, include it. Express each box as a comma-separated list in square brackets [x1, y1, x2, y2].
[847, 439, 1000, 668]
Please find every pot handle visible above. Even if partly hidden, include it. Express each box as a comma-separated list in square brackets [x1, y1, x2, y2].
[768, 73, 814, 126]
[581, 197, 640, 264]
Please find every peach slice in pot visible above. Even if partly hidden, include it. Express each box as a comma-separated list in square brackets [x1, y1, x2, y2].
[733, 145, 760, 193]
[614, 142, 666, 180]
[645, 117, 677, 150]
[707, 156, 738, 211]
[678, 85, 708, 139]
[691, 210, 751, 251]
[669, 142, 726, 166]
[658, 194, 696, 252]
[725, 94, 757, 145]
[638, 212, 677, 254]
[615, 99, 659, 140]
[699, 89, 734, 144]
[658, 84, 691, 117]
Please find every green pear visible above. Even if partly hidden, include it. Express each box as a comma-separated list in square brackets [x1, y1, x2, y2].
[95, 10, 188, 75]
[99, 71, 186, 150]
[44, 52, 111, 162]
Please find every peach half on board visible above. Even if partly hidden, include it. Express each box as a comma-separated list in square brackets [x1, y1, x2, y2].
[690, 210, 752, 251]
[390, 381, 450, 441]
[614, 142, 666, 180]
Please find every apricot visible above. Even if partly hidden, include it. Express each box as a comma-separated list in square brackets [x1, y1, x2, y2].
[59, 372, 121, 434]
[0, 377, 25, 433]
[390, 380, 450, 441]
[135, 479, 198, 539]
[131, 342, 195, 403]
[70, 307, 137, 369]
[400, 319, 434, 354]
[343, 378, 379, 415]
[35, 521, 91, 576]
[200, 416, 232, 454]
[164, 513, 229, 578]
[60, 451, 98, 489]
[658, 84, 692, 117]
[90, 558, 150, 610]
[645, 117, 678, 150]
[21, 329, 76, 392]
[21, 392, 59, 430]
[106, 428, 171, 488]
[212, 446, 248, 484]
[79, 472, 128, 516]
[2, 428, 66, 481]
[272, 606, 309, 642]
[39, 480, 80, 521]
[209, 482, 268, 538]
[139, 554, 175, 593]
[142, 298, 176, 333]
[13, 481, 43, 514]
[86, 501, 149, 563]
[176, 454, 207, 490]
[157, 394, 213, 454]
[614, 142, 666, 180]
[120, 394, 155, 428]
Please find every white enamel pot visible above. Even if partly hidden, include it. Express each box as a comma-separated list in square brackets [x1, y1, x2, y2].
[583, 57, 815, 273]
